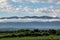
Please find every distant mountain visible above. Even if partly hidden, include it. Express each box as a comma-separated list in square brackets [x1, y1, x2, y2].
[0, 16, 59, 19]
[21, 16, 59, 19]
[0, 16, 19, 19]
[39, 16, 59, 19]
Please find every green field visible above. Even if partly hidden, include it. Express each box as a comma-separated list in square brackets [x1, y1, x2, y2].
[0, 36, 60, 40]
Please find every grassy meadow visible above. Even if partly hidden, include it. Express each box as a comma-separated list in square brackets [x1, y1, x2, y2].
[0, 36, 60, 40]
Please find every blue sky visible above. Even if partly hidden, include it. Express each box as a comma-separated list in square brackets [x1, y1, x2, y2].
[0, 0, 60, 17]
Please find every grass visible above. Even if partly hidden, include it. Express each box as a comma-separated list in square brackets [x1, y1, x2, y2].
[0, 36, 60, 40]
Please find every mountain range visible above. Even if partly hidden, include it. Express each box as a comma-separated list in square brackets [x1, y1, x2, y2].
[0, 16, 59, 19]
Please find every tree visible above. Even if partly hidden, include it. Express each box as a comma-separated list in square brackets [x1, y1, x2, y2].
[48, 29, 56, 35]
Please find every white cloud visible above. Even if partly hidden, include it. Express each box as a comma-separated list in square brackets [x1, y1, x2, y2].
[22, 6, 60, 17]
[0, 18, 60, 22]
[0, 0, 60, 17]
[0, 0, 13, 12]
[11, 0, 60, 4]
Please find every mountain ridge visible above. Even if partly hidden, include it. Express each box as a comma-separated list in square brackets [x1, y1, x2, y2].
[0, 16, 59, 19]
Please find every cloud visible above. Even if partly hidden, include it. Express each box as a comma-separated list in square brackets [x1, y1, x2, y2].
[0, 0, 60, 17]
[19, 6, 60, 17]
[0, 18, 60, 22]
[11, 0, 60, 4]
[0, 0, 12, 12]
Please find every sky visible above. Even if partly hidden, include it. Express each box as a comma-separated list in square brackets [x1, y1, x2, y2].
[0, 0, 60, 17]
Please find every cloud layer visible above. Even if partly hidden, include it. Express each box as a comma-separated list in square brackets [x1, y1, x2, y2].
[0, 0, 60, 17]
[0, 18, 60, 22]
[12, 0, 60, 4]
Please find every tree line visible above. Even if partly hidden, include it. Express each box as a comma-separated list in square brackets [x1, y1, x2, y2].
[0, 29, 60, 38]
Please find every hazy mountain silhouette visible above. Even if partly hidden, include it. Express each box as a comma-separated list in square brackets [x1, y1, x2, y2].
[0, 16, 59, 19]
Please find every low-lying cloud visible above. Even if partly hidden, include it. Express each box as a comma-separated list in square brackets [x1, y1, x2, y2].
[0, 18, 60, 22]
